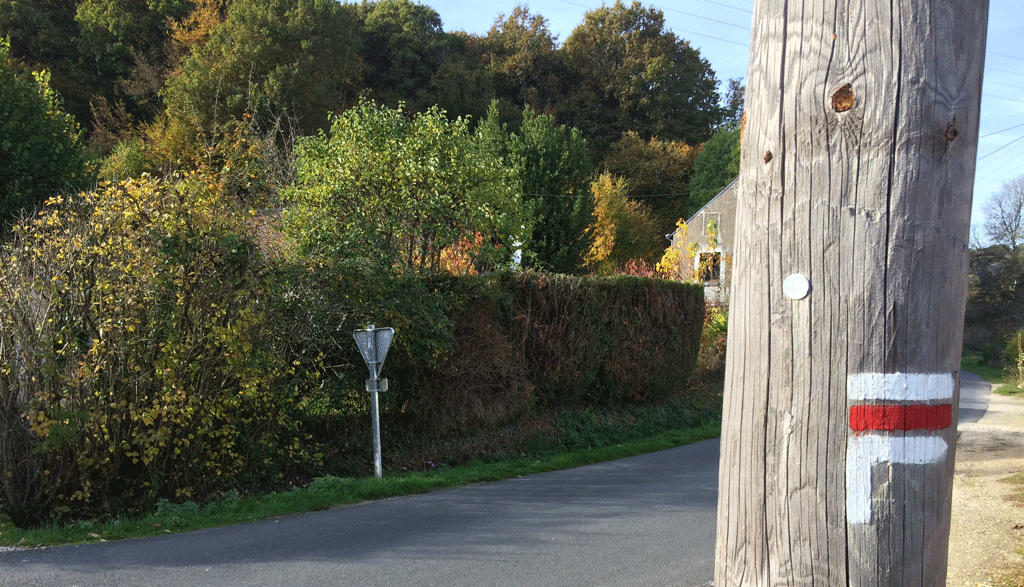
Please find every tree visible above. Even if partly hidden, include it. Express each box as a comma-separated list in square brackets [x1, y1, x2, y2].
[983, 176, 1024, 252]
[506, 107, 594, 274]
[722, 77, 745, 126]
[75, 0, 190, 112]
[586, 172, 661, 274]
[602, 131, 700, 234]
[0, 37, 94, 225]
[0, 1, 96, 125]
[481, 6, 563, 114]
[687, 124, 740, 214]
[965, 243, 1024, 342]
[428, 31, 498, 123]
[559, 1, 724, 156]
[285, 100, 530, 274]
[162, 0, 362, 136]
[963, 176, 1024, 348]
[0, 175, 297, 527]
[357, 0, 451, 113]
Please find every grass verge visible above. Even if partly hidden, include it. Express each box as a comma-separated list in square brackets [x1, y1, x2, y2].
[961, 352, 1007, 385]
[0, 421, 720, 549]
[961, 353, 1024, 396]
[996, 386, 1024, 398]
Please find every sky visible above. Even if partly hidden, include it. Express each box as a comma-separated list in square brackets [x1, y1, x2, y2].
[424, 0, 1024, 242]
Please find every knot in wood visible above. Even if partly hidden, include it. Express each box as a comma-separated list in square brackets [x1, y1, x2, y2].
[831, 84, 855, 112]
[764, 150, 773, 164]
[945, 124, 958, 142]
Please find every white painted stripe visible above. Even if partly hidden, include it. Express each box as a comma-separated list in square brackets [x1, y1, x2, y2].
[847, 372, 955, 402]
[845, 435, 949, 525]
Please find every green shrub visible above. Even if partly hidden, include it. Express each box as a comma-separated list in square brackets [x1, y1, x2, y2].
[404, 283, 532, 436]
[554, 400, 712, 452]
[495, 271, 704, 407]
[0, 176, 306, 527]
[696, 304, 728, 375]
[1, 209, 707, 526]
[1004, 330, 1024, 386]
[688, 125, 740, 214]
[279, 269, 704, 440]
[97, 137, 151, 181]
[0, 37, 95, 226]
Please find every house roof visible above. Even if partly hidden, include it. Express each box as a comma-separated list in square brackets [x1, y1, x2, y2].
[686, 177, 738, 224]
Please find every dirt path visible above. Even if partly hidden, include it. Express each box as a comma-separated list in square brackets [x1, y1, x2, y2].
[948, 373, 1024, 587]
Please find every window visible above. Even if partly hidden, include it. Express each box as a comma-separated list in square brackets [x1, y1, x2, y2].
[698, 252, 721, 282]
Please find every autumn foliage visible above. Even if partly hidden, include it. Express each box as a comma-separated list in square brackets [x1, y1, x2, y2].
[0, 176, 308, 526]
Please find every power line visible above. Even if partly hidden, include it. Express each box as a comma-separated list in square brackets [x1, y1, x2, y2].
[976, 135, 1024, 176]
[698, 0, 752, 14]
[671, 27, 750, 47]
[988, 51, 1024, 64]
[983, 94, 1024, 105]
[523, 192, 688, 198]
[986, 79, 1024, 92]
[556, 0, 592, 10]
[654, 4, 751, 30]
[979, 156, 1024, 188]
[980, 122, 1024, 139]
[978, 147, 1024, 182]
[987, 66, 1024, 79]
[999, 160, 1024, 184]
[561, 0, 753, 18]
[557, 0, 752, 46]
[974, 135, 1024, 162]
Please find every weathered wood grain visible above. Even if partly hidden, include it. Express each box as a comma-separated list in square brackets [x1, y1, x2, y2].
[714, 1, 988, 585]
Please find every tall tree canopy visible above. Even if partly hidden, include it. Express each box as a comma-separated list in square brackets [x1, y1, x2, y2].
[163, 0, 362, 135]
[428, 31, 496, 123]
[560, 1, 724, 156]
[358, 0, 451, 113]
[482, 6, 563, 114]
[984, 176, 1024, 253]
[602, 131, 699, 234]
[586, 172, 661, 274]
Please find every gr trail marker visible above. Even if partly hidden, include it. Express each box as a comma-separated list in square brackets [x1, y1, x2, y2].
[845, 372, 955, 525]
[353, 324, 394, 479]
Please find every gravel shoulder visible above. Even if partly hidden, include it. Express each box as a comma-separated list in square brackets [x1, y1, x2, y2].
[948, 372, 1024, 587]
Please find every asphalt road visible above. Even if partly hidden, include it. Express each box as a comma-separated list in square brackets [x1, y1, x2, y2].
[0, 439, 721, 587]
[958, 370, 991, 424]
[2, 374, 989, 587]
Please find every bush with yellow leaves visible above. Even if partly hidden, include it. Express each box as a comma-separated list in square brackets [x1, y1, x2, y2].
[0, 175, 309, 528]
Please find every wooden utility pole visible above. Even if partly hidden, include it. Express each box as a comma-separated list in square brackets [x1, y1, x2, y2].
[714, 1, 988, 586]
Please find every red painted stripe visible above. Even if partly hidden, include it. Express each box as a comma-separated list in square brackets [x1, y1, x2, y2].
[849, 404, 952, 432]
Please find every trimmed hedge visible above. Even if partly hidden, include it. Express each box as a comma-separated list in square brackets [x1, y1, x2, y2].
[272, 269, 705, 438]
[384, 272, 706, 434]
[597, 275, 705, 403]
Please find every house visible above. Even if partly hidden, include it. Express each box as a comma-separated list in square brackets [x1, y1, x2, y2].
[672, 178, 737, 303]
